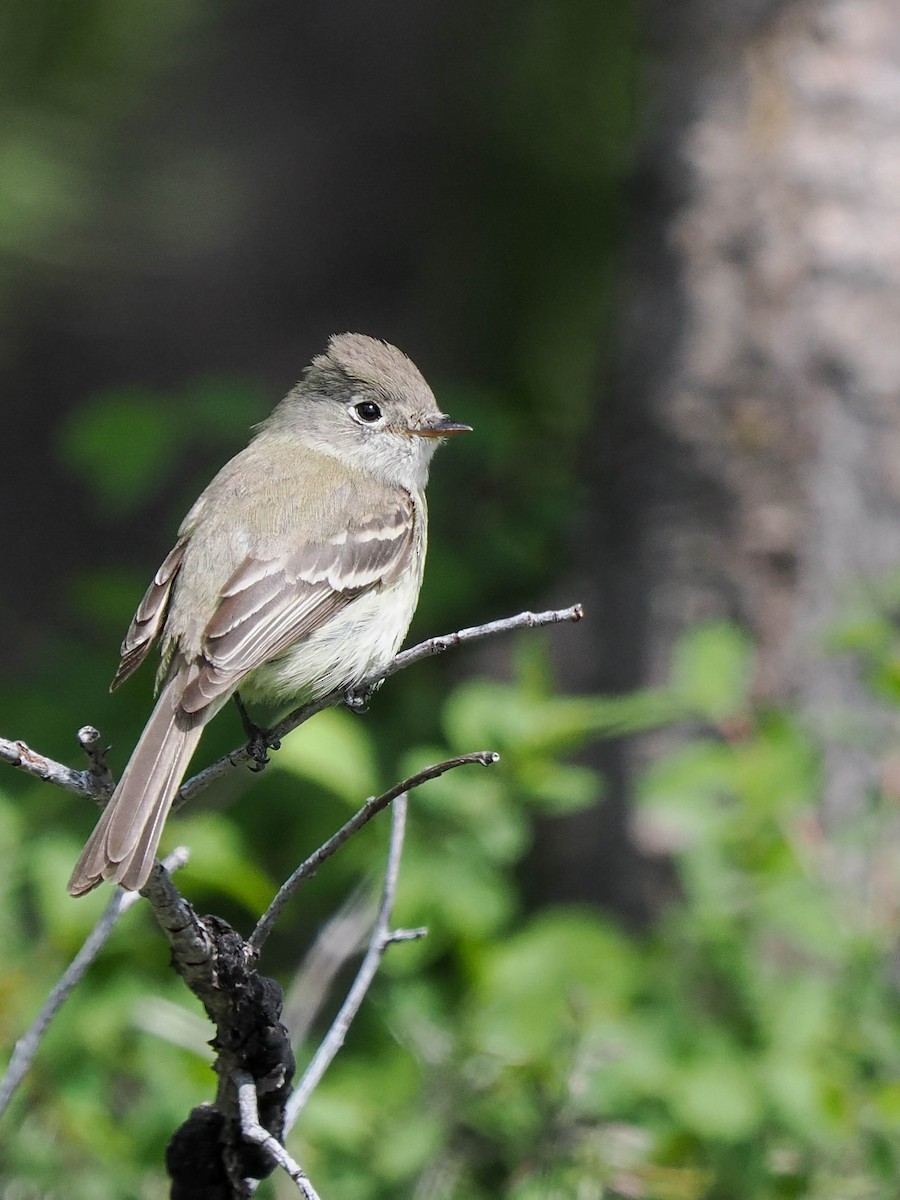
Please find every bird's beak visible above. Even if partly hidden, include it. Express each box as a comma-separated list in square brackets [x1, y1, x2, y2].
[408, 414, 473, 438]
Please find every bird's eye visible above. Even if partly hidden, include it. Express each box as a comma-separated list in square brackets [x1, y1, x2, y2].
[353, 400, 382, 424]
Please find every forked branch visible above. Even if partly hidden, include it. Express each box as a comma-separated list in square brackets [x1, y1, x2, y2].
[0, 605, 579, 813]
[250, 750, 498, 949]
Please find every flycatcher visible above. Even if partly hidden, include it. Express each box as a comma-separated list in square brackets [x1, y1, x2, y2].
[68, 333, 470, 896]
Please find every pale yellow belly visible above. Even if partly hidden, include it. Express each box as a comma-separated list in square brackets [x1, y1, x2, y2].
[239, 560, 424, 706]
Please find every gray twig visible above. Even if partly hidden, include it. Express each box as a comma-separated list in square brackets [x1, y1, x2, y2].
[140, 860, 296, 1194]
[234, 1071, 322, 1199]
[0, 846, 190, 1120]
[139, 862, 217, 997]
[0, 735, 96, 799]
[138, 753, 497, 1193]
[0, 607, 579, 809]
[388, 603, 584, 675]
[283, 884, 375, 1050]
[177, 605, 582, 808]
[0, 603, 580, 1183]
[285, 792, 422, 1129]
[250, 751, 499, 951]
[76, 725, 116, 800]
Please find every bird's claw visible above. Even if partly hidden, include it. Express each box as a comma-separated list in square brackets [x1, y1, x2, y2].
[234, 691, 277, 772]
[344, 683, 377, 713]
[247, 729, 271, 772]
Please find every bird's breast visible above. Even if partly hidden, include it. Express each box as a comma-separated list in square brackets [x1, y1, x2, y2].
[241, 529, 426, 706]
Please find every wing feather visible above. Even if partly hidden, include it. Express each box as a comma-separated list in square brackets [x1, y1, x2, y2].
[179, 495, 415, 714]
[110, 539, 188, 692]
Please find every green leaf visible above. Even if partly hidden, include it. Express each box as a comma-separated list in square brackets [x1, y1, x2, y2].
[169, 813, 276, 912]
[443, 678, 680, 759]
[28, 833, 113, 948]
[517, 759, 601, 813]
[395, 837, 517, 944]
[669, 1049, 762, 1140]
[671, 621, 753, 720]
[637, 741, 732, 843]
[399, 747, 530, 863]
[873, 1082, 900, 1128]
[469, 909, 638, 1060]
[273, 708, 380, 806]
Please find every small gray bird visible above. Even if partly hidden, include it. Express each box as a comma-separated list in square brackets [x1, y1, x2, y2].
[68, 334, 470, 895]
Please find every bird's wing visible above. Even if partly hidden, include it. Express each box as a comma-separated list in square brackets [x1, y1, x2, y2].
[178, 495, 416, 713]
[110, 539, 189, 692]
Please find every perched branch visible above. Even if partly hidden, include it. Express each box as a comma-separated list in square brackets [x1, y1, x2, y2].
[0, 606, 578, 810]
[139, 862, 216, 990]
[388, 603, 584, 676]
[0, 603, 579, 1191]
[250, 751, 500, 951]
[0, 847, 190, 1120]
[141, 862, 295, 1195]
[234, 1071, 322, 1199]
[0, 735, 97, 799]
[76, 725, 115, 800]
[177, 605, 581, 808]
[286, 792, 422, 1128]
[145, 752, 492, 1192]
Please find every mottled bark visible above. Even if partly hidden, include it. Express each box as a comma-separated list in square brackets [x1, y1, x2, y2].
[546, 0, 900, 917]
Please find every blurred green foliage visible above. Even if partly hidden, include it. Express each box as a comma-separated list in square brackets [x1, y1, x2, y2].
[0, 0, 205, 270]
[5, 554, 900, 1198]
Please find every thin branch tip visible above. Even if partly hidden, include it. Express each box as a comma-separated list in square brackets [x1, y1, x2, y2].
[251, 749, 500, 950]
[0, 842, 191, 1119]
[178, 602, 579, 808]
[0, 604, 577, 809]
[386, 926, 428, 944]
[0, 599, 577, 1158]
[286, 794, 412, 1126]
[234, 1071, 321, 1197]
[77, 725, 115, 797]
[164, 846, 191, 872]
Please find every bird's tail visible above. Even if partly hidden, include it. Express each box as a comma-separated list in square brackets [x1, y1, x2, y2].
[68, 679, 204, 896]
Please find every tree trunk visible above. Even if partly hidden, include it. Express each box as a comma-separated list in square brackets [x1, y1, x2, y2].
[543, 0, 900, 918]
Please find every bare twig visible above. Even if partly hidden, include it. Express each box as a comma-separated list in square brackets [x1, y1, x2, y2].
[139, 861, 217, 995]
[250, 751, 499, 951]
[140, 754, 494, 1192]
[76, 725, 115, 800]
[286, 792, 423, 1128]
[0, 846, 190, 1120]
[177, 605, 582, 808]
[283, 884, 375, 1050]
[0, 607, 578, 811]
[234, 1071, 322, 1199]
[141, 862, 296, 1194]
[0, 603, 579, 1189]
[387, 603, 584, 676]
[0, 735, 96, 799]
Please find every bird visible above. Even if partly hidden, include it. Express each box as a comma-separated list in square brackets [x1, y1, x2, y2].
[68, 333, 470, 895]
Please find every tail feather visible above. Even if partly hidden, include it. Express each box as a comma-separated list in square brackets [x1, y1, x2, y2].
[68, 681, 204, 896]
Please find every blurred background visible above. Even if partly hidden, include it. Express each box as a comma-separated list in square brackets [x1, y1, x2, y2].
[4, 0, 900, 1196]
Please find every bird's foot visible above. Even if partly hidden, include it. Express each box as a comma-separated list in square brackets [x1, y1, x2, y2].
[344, 680, 382, 713]
[234, 692, 279, 772]
[247, 729, 272, 773]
